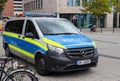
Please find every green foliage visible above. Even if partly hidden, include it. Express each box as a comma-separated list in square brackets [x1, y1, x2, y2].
[112, 0, 120, 12]
[80, 0, 112, 28]
[81, 0, 112, 16]
[0, 0, 7, 11]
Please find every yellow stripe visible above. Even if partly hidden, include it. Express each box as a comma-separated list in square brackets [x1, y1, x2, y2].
[3, 31, 48, 51]
[42, 38, 66, 49]
[2, 31, 18, 38]
[9, 44, 34, 58]
[24, 38, 48, 51]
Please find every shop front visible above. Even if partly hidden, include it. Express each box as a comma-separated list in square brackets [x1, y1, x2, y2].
[60, 13, 105, 29]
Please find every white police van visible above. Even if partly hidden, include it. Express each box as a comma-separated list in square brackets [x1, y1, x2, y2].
[2, 17, 99, 75]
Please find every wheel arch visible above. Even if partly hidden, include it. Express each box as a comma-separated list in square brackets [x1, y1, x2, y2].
[35, 51, 44, 64]
[3, 41, 8, 49]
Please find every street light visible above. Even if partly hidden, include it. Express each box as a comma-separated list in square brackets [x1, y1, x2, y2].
[57, 0, 59, 18]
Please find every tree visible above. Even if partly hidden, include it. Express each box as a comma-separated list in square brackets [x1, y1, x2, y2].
[112, 0, 120, 28]
[80, 0, 112, 29]
[0, 0, 7, 18]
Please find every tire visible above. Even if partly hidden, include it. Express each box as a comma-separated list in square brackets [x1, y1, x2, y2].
[36, 56, 49, 76]
[5, 45, 12, 57]
[4, 69, 38, 81]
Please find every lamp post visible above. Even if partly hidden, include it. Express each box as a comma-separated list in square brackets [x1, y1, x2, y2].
[57, 0, 60, 18]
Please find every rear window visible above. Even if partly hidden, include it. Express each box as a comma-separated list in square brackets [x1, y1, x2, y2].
[5, 20, 24, 34]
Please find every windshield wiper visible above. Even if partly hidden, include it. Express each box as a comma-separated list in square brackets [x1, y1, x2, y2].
[57, 33, 79, 35]
[44, 33, 64, 35]
[44, 33, 79, 35]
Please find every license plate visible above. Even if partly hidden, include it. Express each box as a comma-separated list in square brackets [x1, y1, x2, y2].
[76, 59, 91, 65]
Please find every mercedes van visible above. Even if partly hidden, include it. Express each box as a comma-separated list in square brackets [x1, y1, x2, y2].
[2, 17, 99, 75]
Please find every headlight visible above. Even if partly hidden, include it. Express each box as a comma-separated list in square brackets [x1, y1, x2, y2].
[92, 41, 98, 55]
[48, 44, 64, 55]
[93, 41, 97, 48]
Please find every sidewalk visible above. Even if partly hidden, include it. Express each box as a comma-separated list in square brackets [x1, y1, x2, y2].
[81, 28, 120, 59]
[81, 28, 120, 44]
[0, 28, 120, 59]
[81, 28, 120, 36]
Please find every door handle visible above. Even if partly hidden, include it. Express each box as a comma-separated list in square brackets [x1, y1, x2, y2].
[18, 35, 21, 38]
[22, 36, 25, 39]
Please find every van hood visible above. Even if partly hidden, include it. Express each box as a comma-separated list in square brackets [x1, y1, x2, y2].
[43, 34, 94, 49]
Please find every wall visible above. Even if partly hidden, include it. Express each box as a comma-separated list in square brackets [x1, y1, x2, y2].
[2, 0, 14, 17]
[105, 13, 113, 28]
[23, 0, 57, 13]
[58, 0, 82, 13]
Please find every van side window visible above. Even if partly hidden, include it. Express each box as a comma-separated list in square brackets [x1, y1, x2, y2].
[5, 20, 24, 34]
[25, 20, 39, 39]
[5, 21, 14, 32]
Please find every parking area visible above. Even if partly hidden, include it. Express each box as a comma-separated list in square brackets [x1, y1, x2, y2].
[0, 31, 120, 81]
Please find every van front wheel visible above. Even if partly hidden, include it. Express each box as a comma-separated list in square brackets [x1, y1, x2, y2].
[36, 57, 49, 76]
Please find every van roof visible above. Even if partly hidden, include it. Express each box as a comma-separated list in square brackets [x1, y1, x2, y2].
[7, 17, 66, 21]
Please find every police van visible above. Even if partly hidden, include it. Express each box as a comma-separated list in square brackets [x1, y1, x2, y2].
[2, 17, 99, 75]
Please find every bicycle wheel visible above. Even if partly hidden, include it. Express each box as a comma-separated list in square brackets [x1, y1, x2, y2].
[4, 69, 38, 81]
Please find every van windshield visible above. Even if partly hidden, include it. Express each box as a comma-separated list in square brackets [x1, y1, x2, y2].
[36, 18, 80, 35]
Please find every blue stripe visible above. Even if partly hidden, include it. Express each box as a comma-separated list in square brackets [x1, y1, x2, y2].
[44, 34, 94, 48]
[3, 35, 46, 54]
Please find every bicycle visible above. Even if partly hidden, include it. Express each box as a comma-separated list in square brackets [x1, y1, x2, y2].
[0, 57, 39, 81]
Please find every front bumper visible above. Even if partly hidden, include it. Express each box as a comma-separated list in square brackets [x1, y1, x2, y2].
[44, 48, 99, 72]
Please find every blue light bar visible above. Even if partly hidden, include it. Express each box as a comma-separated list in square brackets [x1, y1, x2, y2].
[24, 12, 57, 17]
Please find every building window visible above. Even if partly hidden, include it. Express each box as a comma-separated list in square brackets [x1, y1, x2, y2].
[38, 0, 40, 9]
[24, 0, 43, 12]
[82, 0, 87, 7]
[40, 0, 43, 9]
[14, 6, 23, 8]
[28, 3, 30, 11]
[35, 0, 43, 9]
[14, 3, 22, 5]
[33, 1, 35, 10]
[29, 2, 31, 11]
[24, 5, 25, 11]
[25, 3, 28, 11]
[35, 0, 38, 9]
[89, 0, 94, 3]
[75, 0, 80, 6]
[67, 0, 73, 6]
[68, 0, 80, 6]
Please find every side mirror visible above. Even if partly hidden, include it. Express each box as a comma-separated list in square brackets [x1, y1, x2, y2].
[25, 32, 34, 38]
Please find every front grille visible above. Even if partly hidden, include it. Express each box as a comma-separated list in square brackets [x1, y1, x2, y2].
[65, 47, 94, 59]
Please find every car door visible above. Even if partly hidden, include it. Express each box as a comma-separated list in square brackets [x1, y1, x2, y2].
[21, 20, 40, 62]
[4, 20, 25, 57]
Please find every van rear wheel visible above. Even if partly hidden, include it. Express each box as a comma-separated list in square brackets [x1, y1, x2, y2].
[36, 57, 49, 76]
[5, 45, 12, 57]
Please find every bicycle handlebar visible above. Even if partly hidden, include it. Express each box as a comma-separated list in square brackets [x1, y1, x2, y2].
[0, 57, 13, 62]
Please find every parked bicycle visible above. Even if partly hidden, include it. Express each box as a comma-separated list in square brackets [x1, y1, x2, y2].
[0, 57, 39, 81]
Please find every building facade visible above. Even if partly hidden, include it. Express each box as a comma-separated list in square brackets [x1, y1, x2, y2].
[23, 0, 116, 28]
[2, 0, 14, 17]
[2, 0, 23, 17]
[23, 0, 56, 13]
[14, 0, 23, 16]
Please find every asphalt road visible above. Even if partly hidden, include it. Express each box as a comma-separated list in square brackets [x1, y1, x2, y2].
[0, 32, 120, 81]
